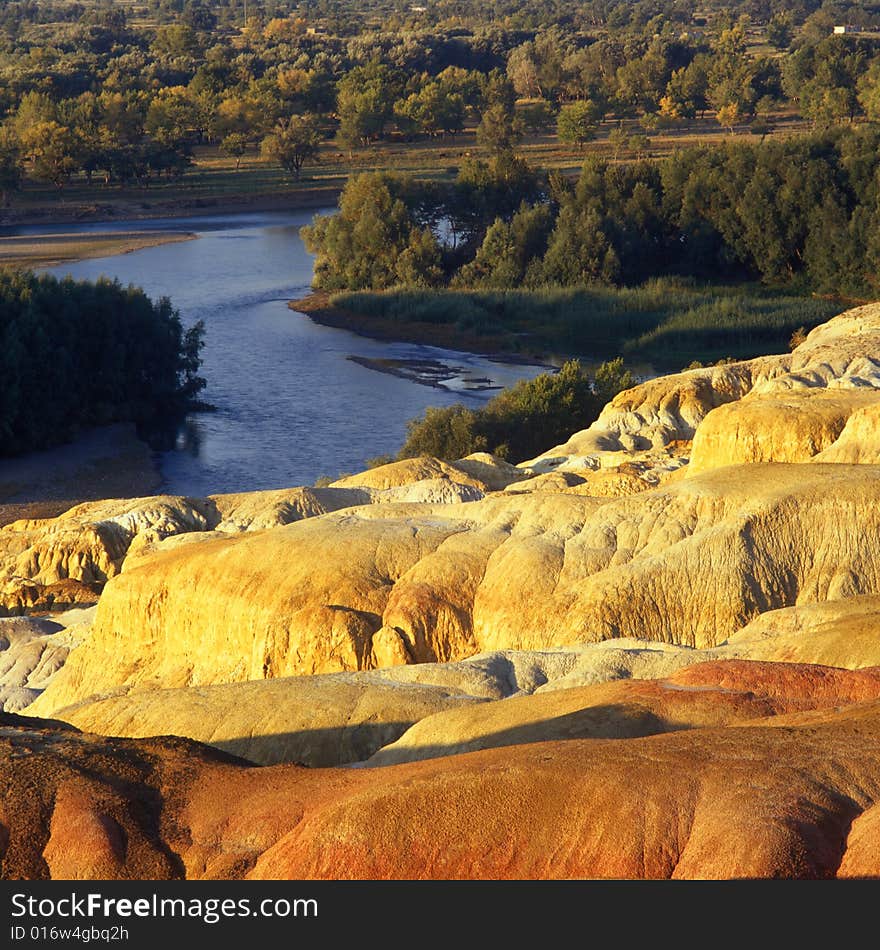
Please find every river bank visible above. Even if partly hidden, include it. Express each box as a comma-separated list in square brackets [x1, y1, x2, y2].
[0, 423, 162, 527]
[0, 187, 341, 230]
[290, 291, 557, 364]
[0, 230, 197, 269]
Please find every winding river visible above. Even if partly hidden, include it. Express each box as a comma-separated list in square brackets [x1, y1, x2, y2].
[27, 210, 548, 495]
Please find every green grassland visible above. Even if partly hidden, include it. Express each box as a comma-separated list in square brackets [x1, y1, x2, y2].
[323, 281, 846, 368]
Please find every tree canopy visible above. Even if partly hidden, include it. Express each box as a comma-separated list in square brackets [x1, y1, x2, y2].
[0, 271, 205, 455]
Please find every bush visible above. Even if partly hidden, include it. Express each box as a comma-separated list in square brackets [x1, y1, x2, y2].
[0, 270, 204, 456]
[398, 358, 634, 464]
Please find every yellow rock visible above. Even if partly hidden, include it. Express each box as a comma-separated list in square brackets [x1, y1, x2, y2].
[720, 595, 880, 668]
[331, 456, 488, 491]
[53, 672, 483, 766]
[523, 303, 880, 484]
[30, 461, 880, 715]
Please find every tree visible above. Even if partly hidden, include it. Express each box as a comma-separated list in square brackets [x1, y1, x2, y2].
[716, 102, 741, 133]
[520, 100, 556, 135]
[301, 172, 443, 290]
[456, 202, 553, 289]
[0, 271, 205, 456]
[397, 359, 634, 463]
[145, 86, 204, 147]
[767, 13, 793, 51]
[20, 121, 78, 188]
[181, 0, 217, 32]
[261, 115, 322, 180]
[0, 127, 22, 205]
[220, 132, 248, 170]
[335, 61, 400, 153]
[476, 103, 523, 154]
[557, 101, 599, 148]
[608, 124, 629, 160]
[858, 61, 880, 124]
[507, 42, 542, 98]
[662, 59, 710, 121]
[397, 405, 486, 460]
[394, 82, 465, 139]
[13, 91, 57, 142]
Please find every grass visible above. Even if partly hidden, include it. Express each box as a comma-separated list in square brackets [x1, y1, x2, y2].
[327, 279, 847, 367]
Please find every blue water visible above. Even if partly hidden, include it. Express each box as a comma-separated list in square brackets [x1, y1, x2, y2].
[27, 211, 549, 495]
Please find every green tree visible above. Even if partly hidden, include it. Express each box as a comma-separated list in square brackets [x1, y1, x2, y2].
[520, 100, 556, 135]
[858, 61, 880, 124]
[20, 121, 78, 187]
[145, 86, 204, 147]
[398, 359, 633, 463]
[301, 172, 442, 290]
[397, 405, 486, 461]
[456, 202, 553, 288]
[767, 13, 793, 51]
[0, 271, 205, 456]
[557, 101, 599, 148]
[0, 127, 22, 205]
[220, 132, 248, 170]
[476, 103, 524, 154]
[335, 61, 399, 153]
[261, 114, 322, 180]
[394, 81, 465, 138]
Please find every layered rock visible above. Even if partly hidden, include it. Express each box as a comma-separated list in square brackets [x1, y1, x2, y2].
[0, 475, 495, 614]
[0, 496, 210, 614]
[688, 388, 880, 475]
[31, 459, 880, 714]
[331, 453, 524, 492]
[52, 673, 485, 767]
[721, 595, 880, 668]
[39, 640, 706, 763]
[368, 659, 880, 765]
[523, 303, 880, 481]
[5, 703, 880, 879]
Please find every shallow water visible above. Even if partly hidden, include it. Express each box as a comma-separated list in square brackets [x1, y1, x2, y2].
[27, 211, 549, 495]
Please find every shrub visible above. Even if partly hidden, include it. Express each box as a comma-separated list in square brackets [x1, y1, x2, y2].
[398, 358, 634, 464]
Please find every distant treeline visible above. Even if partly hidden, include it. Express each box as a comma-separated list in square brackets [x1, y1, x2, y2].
[4, 0, 880, 192]
[0, 272, 204, 456]
[304, 126, 880, 298]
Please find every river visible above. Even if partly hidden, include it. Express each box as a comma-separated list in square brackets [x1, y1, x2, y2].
[29, 210, 548, 496]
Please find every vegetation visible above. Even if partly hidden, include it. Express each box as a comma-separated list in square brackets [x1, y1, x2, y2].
[3, 1, 880, 207]
[0, 0, 875, 457]
[398, 358, 633, 463]
[0, 271, 205, 455]
[307, 125, 880, 300]
[329, 281, 843, 366]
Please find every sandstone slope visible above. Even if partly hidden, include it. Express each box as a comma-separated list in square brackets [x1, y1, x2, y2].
[30, 459, 880, 714]
[5, 704, 880, 880]
[523, 303, 880, 483]
[367, 659, 880, 765]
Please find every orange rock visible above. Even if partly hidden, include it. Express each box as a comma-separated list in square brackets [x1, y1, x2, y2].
[5, 694, 880, 880]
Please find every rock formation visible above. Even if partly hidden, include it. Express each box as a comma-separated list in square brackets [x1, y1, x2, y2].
[29, 459, 880, 714]
[8, 303, 880, 880]
[367, 659, 880, 765]
[5, 699, 880, 879]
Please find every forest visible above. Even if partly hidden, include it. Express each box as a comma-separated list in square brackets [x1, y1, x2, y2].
[1, 0, 880, 194]
[304, 126, 880, 299]
[3, 0, 880, 452]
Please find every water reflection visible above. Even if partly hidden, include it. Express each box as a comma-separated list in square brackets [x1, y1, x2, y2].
[31, 211, 550, 495]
